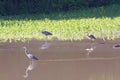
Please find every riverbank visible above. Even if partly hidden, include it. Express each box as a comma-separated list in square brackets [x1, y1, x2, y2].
[0, 4, 120, 42]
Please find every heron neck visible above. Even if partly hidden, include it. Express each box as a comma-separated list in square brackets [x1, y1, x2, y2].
[24, 49, 29, 55]
[87, 33, 90, 36]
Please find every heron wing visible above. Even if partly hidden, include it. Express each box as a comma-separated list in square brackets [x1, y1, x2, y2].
[27, 54, 39, 60]
[89, 35, 96, 39]
[42, 31, 52, 35]
[114, 44, 120, 47]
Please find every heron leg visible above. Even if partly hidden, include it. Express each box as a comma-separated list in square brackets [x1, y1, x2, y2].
[45, 36, 48, 42]
[29, 60, 33, 65]
[31, 60, 34, 65]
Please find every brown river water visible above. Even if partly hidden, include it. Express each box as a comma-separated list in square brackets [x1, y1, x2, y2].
[0, 39, 120, 80]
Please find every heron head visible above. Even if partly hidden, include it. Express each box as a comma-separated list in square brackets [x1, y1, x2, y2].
[85, 32, 90, 36]
[41, 30, 45, 33]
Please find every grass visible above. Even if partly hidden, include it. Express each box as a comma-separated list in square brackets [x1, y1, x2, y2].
[0, 4, 120, 42]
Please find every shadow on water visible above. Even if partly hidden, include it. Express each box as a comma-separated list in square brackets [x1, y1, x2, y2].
[0, 39, 120, 80]
[0, 4, 120, 20]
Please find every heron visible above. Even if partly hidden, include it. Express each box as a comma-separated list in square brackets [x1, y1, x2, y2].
[113, 44, 120, 49]
[41, 30, 52, 41]
[41, 30, 52, 36]
[85, 32, 96, 41]
[23, 46, 39, 61]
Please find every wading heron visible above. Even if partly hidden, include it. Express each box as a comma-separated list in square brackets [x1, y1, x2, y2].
[85, 32, 96, 41]
[23, 47, 39, 61]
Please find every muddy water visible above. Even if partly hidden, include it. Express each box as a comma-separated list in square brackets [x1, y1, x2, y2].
[0, 39, 120, 80]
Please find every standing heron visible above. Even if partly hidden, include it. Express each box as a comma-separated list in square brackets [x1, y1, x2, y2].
[85, 32, 96, 41]
[23, 47, 39, 62]
[41, 30, 52, 36]
[113, 44, 120, 49]
[41, 30, 52, 41]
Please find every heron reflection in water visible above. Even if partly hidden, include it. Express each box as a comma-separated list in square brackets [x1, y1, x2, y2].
[85, 46, 96, 56]
[40, 41, 51, 50]
[23, 61, 37, 78]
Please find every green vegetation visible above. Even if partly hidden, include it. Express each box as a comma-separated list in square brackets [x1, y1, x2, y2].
[0, 4, 120, 42]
